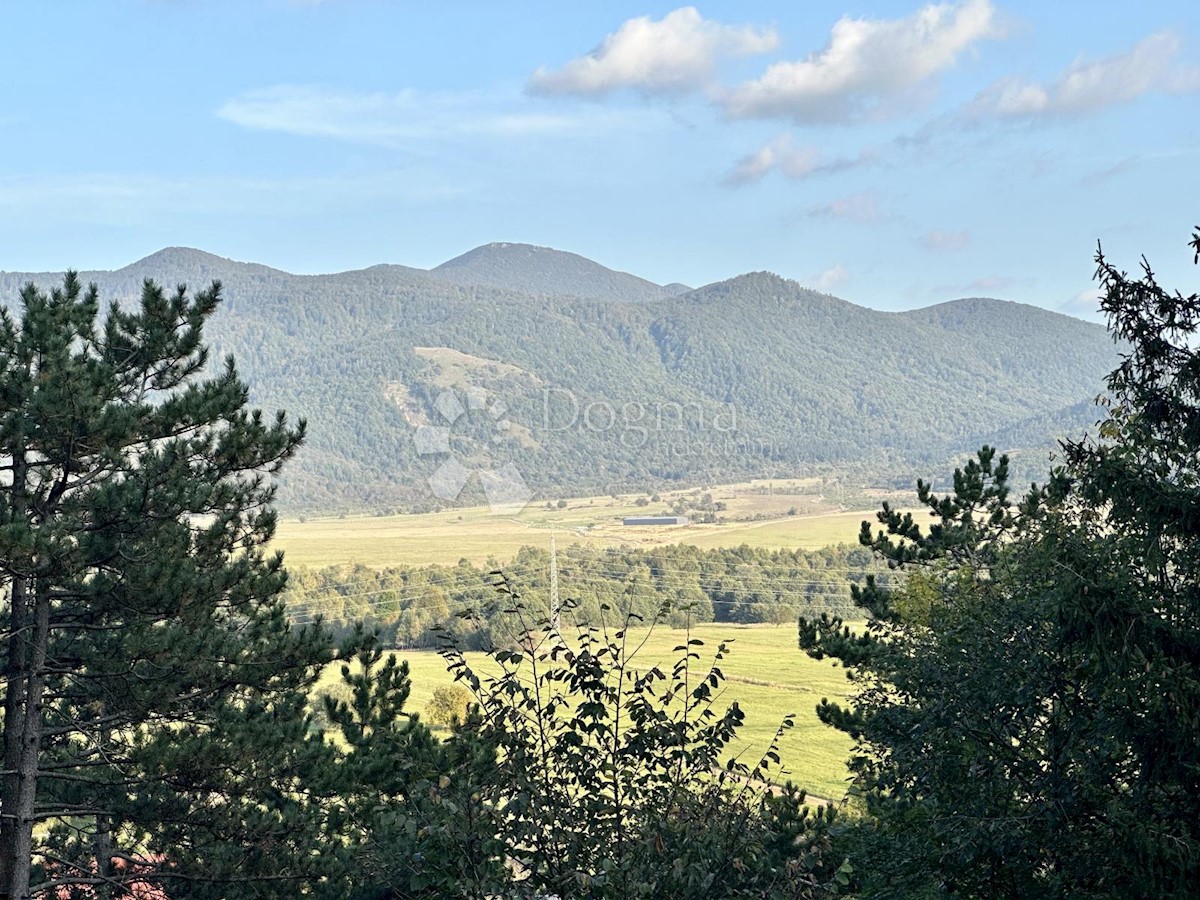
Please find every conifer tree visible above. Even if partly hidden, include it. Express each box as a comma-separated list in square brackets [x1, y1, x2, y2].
[801, 227, 1200, 897]
[0, 274, 338, 897]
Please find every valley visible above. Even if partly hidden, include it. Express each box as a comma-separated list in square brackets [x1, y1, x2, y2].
[4, 2, 1192, 893]
[274, 477, 913, 568]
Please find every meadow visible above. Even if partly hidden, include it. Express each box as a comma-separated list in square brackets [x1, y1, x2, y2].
[275, 477, 912, 569]
[316, 622, 858, 802]
[293, 478, 901, 801]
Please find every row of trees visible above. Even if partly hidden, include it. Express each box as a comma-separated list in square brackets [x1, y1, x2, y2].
[284, 543, 884, 649]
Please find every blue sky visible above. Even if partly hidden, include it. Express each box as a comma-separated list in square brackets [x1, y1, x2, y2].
[1, 0, 1197, 316]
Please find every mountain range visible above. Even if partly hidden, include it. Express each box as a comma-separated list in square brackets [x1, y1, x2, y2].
[0, 244, 1118, 512]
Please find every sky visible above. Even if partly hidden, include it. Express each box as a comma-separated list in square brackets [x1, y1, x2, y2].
[0, 0, 1197, 317]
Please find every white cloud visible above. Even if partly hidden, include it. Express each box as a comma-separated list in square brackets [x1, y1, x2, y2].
[528, 7, 778, 98]
[219, 85, 636, 147]
[724, 134, 875, 185]
[920, 228, 971, 250]
[810, 264, 851, 292]
[808, 192, 883, 223]
[967, 31, 1200, 120]
[721, 0, 1001, 123]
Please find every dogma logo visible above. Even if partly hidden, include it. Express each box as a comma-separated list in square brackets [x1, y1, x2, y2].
[413, 387, 533, 513]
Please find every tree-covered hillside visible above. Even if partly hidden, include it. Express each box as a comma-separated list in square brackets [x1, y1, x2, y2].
[431, 241, 688, 302]
[0, 247, 1119, 511]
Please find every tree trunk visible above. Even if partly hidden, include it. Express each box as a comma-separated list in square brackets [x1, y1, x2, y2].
[94, 814, 116, 900]
[0, 442, 31, 900]
[2, 586, 49, 900]
[0, 576, 30, 900]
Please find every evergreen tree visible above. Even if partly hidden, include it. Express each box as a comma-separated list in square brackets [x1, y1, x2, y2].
[0, 275, 338, 897]
[319, 642, 507, 898]
[801, 227, 1200, 897]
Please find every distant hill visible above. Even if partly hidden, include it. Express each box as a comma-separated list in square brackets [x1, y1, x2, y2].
[431, 242, 686, 302]
[0, 247, 1118, 512]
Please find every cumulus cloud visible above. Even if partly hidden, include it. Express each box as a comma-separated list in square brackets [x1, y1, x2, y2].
[528, 7, 778, 98]
[967, 31, 1200, 120]
[810, 264, 852, 292]
[218, 85, 641, 147]
[720, 0, 1001, 123]
[920, 228, 971, 250]
[724, 134, 875, 185]
[808, 192, 883, 223]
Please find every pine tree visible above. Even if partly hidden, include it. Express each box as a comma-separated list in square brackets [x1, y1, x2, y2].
[0, 274, 339, 897]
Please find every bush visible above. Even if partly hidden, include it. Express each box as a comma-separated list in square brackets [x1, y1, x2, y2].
[438, 578, 845, 898]
[426, 684, 473, 727]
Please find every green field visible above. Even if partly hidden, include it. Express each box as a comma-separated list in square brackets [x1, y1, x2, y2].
[275, 478, 910, 569]
[318, 622, 857, 801]
[680, 510, 885, 553]
[294, 479, 895, 801]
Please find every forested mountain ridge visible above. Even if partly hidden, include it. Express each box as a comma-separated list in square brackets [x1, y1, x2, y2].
[431, 241, 689, 302]
[0, 247, 1118, 511]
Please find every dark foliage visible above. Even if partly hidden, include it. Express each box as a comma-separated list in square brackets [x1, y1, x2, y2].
[0, 274, 343, 897]
[800, 228, 1200, 898]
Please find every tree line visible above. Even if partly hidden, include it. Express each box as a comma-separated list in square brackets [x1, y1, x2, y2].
[284, 542, 886, 649]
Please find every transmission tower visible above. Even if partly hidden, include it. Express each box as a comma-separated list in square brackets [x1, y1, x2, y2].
[549, 531, 561, 633]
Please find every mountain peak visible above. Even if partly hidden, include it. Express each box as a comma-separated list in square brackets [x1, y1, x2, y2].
[431, 242, 685, 303]
[685, 271, 856, 309]
[902, 296, 1109, 333]
[438, 241, 571, 262]
[125, 246, 224, 266]
[118, 247, 290, 280]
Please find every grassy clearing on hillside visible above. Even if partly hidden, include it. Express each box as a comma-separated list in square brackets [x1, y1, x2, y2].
[275, 479, 915, 569]
[317, 623, 857, 801]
